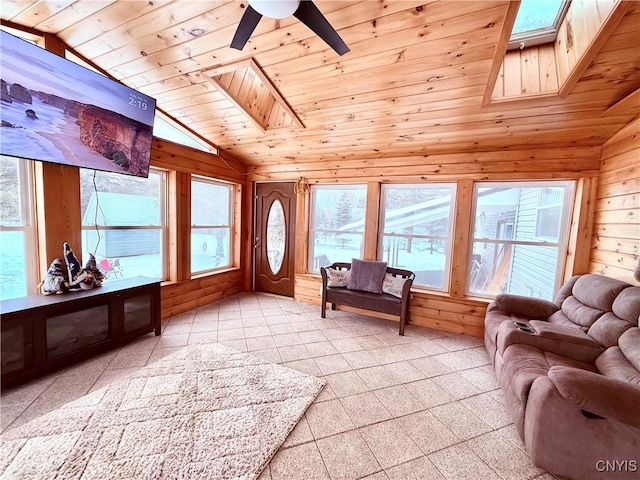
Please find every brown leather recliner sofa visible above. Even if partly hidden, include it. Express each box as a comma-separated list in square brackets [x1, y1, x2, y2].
[484, 273, 640, 480]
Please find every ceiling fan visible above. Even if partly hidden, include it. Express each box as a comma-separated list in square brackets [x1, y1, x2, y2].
[230, 0, 350, 56]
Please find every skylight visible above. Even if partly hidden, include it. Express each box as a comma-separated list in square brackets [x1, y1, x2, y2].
[509, 0, 570, 50]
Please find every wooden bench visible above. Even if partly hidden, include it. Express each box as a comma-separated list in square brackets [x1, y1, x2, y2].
[320, 262, 415, 335]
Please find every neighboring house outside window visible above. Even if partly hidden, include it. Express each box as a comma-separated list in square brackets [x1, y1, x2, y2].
[535, 187, 564, 239]
[191, 176, 234, 275]
[309, 185, 367, 272]
[80, 168, 168, 282]
[0, 156, 37, 300]
[379, 184, 456, 291]
[468, 181, 574, 300]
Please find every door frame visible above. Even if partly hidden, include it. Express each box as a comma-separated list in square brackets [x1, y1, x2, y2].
[252, 181, 297, 296]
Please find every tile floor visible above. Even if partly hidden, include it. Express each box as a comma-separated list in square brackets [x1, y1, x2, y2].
[1, 292, 561, 480]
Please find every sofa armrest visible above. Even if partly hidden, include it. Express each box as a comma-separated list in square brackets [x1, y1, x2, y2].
[492, 294, 558, 319]
[548, 366, 640, 428]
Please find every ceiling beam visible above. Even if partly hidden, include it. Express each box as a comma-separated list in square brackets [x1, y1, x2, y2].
[481, 1, 520, 106]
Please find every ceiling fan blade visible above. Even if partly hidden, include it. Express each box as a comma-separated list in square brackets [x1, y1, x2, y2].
[231, 5, 263, 50]
[293, 1, 350, 56]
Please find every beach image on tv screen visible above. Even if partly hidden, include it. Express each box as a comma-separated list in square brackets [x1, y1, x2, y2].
[0, 31, 156, 178]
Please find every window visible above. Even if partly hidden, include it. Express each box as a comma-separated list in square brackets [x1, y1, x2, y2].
[154, 112, 217, 154]
[380, 184, 456, 291]
[468, 181, 574, 300]
[80, 168, 167, 282]
[509, 0, 570, 50]
[309, 185, 367, 272]
[191, 176, 234, 274]
[0, 157, 37, 300]
[536, 187, 563, 239]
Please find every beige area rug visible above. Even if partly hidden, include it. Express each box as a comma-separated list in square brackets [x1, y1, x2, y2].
[0, 344, 325, 479]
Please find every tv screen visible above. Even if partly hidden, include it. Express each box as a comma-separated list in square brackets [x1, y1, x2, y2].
[0, 31, 156, 178]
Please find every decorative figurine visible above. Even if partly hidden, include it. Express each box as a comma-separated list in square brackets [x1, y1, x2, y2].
[63, 242, 87, 291]
[80, 253, 105, 290]
[37, 258, 68, 295]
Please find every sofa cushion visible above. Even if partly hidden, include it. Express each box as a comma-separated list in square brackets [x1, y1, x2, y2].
[612, 286, 640, 323]
[347, 258, 387, 293]
[545, 310, 580, 329]
[571, 274, 629, 312]
[560, 296, 604, 329]
[619, 327, 640, 372]
[588, 313, 634, 348]
[552, 275, 579, 307]
[595, 346, 640, 385]
[502, 344, 596, 406]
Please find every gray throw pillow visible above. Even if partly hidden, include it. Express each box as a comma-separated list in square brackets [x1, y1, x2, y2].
[347, 258, 387, 293]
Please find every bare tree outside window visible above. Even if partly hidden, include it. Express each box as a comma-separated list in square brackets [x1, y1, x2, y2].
[380, 184, 456, 291]
[309, 185, 367, 271]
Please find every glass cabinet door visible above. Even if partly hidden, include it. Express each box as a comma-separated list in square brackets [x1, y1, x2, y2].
[123, 293, 152, 333]
[46, 304, 109, 359]
[1, 316, 33, 375]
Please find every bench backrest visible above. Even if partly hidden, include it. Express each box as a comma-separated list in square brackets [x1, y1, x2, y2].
[326, 262, 415, 280]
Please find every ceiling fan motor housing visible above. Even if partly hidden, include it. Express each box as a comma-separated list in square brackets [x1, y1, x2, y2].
[249, 0, 301, 19]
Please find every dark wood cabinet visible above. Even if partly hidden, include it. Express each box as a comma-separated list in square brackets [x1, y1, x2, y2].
[1, 277, 161, 388]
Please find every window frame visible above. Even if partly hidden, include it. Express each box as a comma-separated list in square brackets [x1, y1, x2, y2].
[80, 167, 169, 282]
[508, 0, 571, 51]
[378, 183, 457, 292]
[0, 157, 38, 300]
[467, 180, 575, 299]
[190, 174, 235, 276]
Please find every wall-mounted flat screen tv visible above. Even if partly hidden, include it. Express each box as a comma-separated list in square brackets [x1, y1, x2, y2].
[0, 30, 156, 178]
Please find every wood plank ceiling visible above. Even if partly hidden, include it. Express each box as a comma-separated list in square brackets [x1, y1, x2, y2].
[2, 1, 639, 168]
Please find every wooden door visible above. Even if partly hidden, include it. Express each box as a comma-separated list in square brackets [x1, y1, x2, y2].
[254, 182, 296, 297]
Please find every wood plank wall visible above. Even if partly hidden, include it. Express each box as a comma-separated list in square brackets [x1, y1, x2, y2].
[254, 146, 603, 338]
[150, 139, 249, 318]
[34, 34, 82, 275]
[589, 117, 640, 284]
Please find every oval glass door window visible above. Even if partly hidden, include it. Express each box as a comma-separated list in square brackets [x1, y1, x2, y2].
[266, 199, 286, 275]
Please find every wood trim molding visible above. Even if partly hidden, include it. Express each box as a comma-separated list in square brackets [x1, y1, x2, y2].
[564, 176, 598, 280]
[363, 182, 381, 260]
[204, 75, 267, 133]
[249, 59, 305, 129]
[449, 180, 474, 297]
[168, 171, 191, 282]
[482, 1, 521, 106]
[202, 58, 305, 132]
